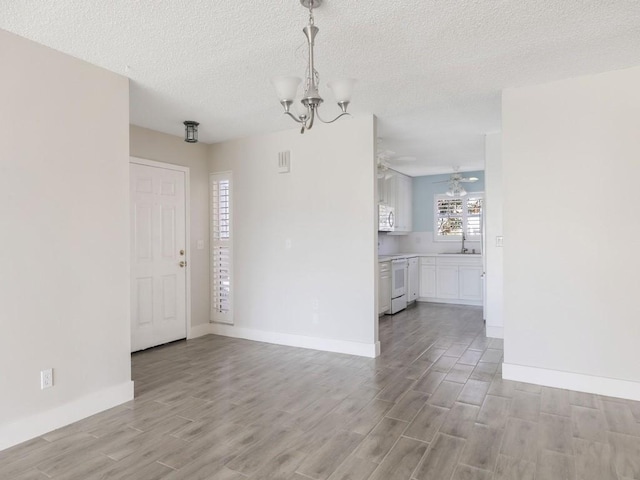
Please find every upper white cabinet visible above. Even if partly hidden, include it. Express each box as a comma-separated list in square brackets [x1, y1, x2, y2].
[397, 174, 413, 233]
[381, 170, 412, 234]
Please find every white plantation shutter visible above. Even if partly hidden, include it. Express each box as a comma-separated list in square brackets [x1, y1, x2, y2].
[435, 193, 484, 239]
[466, 196, 483, 237]
[211, 172, 233, 324]
[436, 198, 464, 236]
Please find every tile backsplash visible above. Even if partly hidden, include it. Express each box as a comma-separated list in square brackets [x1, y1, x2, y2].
[378, 231, 482, 255]
[377, 233, 401, 255]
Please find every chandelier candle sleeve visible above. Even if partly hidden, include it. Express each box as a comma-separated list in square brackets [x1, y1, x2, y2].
[272, 0, 355, 133]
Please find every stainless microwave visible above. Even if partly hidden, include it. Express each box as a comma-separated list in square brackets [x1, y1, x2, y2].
[378, 204, 395, 232]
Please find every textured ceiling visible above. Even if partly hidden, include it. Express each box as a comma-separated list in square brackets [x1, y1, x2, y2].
[2, 1, 640, 175]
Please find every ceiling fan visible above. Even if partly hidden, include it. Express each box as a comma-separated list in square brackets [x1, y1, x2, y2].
[377, 149, 417, 164]
[376, 139, 417, 178]
[433, 167, 478, 197]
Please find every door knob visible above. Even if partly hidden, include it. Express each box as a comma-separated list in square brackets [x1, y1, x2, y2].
[179, 261, 187, 268]
[179, 249, 185, 256]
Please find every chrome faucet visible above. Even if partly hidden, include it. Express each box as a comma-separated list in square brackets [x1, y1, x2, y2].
[461, 232, 468, 254]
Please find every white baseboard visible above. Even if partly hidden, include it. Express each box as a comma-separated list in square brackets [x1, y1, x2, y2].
[188, 323, 213, 339]
[485, 325, 504, 338]
[502, 363, 640, 401]
[0, 381, 134, 452]
[210, 323, 380, 358]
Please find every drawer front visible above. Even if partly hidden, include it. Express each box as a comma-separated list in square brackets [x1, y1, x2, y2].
[436, 256, 482, 266]
[379, 261, 391, 273]
[420, 256, 436, 265]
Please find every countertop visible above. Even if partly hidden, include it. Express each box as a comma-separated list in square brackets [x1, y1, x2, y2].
[378, 253, 481, 262]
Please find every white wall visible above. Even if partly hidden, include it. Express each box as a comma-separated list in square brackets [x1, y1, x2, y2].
[502, 66, 640, 400]
[209, 116, 379, 357]
[0, 30, 132, 449]
[484, 133, 503, 338]
[129, 125, 210, 333]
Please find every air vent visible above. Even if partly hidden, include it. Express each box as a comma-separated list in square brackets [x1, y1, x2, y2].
[278, 150, 291, 173]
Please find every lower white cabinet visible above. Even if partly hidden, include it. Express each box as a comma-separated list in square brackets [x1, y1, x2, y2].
[459, 266, 483, 301]
[407, 257, 419, 302]
[378, 261, 392, 315]
[419, 257, 436, 298]
[436, 266, 459, 299]
[419, 265, 436, 298]
[419, 255, 483, 306]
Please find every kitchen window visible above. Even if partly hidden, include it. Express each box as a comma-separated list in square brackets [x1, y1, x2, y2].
[434, 193, 483, 240]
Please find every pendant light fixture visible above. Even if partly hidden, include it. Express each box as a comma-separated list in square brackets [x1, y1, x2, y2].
[446, 181, 468, 197]
[272, 0, 356, 134]
[183, 121, 199, 143]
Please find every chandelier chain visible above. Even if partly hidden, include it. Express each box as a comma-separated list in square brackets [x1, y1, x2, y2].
[308, 0, 315, 25]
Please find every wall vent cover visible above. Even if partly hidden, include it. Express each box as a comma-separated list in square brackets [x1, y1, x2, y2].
[278, 150, 291, 173]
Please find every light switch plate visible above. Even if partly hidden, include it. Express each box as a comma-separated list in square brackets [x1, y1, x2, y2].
[496, 236, 504, 247]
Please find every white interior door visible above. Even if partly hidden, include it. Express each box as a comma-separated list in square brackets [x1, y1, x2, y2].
[130, 162, 187, 352]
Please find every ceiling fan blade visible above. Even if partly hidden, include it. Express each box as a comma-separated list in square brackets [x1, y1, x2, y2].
[459, 177, 479, 183]
[390, 156, 416, 162]
[432, 180, 451, 184]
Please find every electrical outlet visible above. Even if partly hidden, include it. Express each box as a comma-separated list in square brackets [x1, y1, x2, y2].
[197, 239, 204, 250]
[41, 369, 53, 389]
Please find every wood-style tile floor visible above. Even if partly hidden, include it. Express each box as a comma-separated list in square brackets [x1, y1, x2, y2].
[3, 303, 640, 479]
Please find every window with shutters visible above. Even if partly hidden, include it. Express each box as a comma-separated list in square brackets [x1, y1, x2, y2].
[434, 193, 483, 240]
[211, 172, 233, 324]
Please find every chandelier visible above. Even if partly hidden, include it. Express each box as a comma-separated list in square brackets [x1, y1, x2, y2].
[272, 0, 356, 134]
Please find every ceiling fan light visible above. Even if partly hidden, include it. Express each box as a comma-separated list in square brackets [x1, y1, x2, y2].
[327, 78, 356, 103]
[271, 76, 302, 102]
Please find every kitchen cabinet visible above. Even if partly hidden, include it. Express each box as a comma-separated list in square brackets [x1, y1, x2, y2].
[419, 258, 436, 298]
[393, 174, 412, 233]
[418, 255, 483, 306]
[378, 261, 392, 315]
[459, 266, 483, 301]
[391, 173, 413, 234]
[379, 170, 412, 234]
[377, 172, 394, 205]
[407, 257, 419, 302]
[436, 266, 459, 299]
